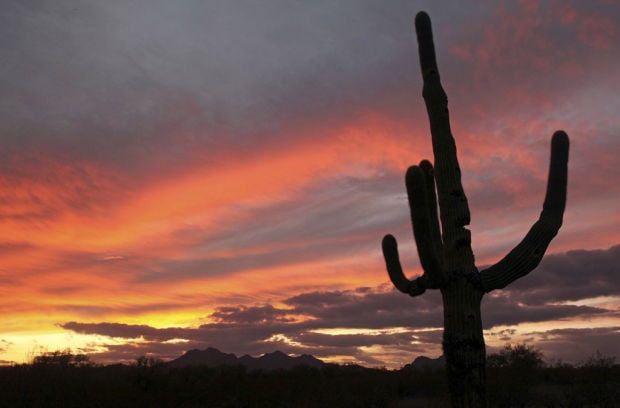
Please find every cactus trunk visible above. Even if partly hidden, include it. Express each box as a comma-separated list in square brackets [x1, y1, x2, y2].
[381, 11, 569, 408]
[442, 283, 486, 407]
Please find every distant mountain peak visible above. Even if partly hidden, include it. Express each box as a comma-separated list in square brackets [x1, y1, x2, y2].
[261, 350, 287, 358]
[405, 355, 445, 371]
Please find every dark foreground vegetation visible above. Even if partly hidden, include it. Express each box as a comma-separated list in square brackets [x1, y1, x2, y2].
[0, 346, 618, 408]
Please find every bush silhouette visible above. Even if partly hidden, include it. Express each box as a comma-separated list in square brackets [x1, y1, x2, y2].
[487, 344, 545, 406]
[1, 351, 619, 407]
[31, 349, 92, 368]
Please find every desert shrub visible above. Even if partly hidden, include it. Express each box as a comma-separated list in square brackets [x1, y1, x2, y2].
[487, 344, 545, 407]
[1, 350, 618, 408]
[565, 351, 619, 408]
[31, 348, 92, 368]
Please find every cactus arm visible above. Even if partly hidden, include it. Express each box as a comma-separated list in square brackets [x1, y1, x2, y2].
[405, 165, 445, 287]
[480, 131, 569, 291]
[382, 234, 427, 296]
[415, 12, 475, 271]
[419, 160, 444, 268]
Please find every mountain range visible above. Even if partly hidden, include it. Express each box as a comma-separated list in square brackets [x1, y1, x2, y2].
[167, 347, 446, 371]
[167, 348, 325, 370]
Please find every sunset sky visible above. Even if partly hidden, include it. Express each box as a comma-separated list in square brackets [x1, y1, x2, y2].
[1, 0, 619, 368]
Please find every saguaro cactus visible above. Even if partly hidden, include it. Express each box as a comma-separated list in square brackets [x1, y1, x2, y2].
[382, 12, 569, 407]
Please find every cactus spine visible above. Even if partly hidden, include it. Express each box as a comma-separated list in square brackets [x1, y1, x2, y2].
[382, 12, 569, 407]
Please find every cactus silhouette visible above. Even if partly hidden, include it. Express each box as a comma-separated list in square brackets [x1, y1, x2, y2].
[382, 12, 569, 407]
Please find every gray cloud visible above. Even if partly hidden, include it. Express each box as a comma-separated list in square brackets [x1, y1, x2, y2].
[284, 287, 445, 330]
[4, 0, 615, 168]
[0, 0, 423, 163]
[210, 305, 295, 325]
[61, 321, 193, 342]
[480, 245, 620, 328]
[486, 245, 620, 304]
[482, 296, 609, 328]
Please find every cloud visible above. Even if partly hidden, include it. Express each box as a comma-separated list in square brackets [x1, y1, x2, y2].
[482, 296, 608, 328]
[284, 287, 445, 330]
[0, 153, 124, 226]
[487, 245, 620, 304]
[210, 305, 296, 325]
[59, 245, 620, 366]
[0, 0, 425, 165]
[61, 322, 193, 343]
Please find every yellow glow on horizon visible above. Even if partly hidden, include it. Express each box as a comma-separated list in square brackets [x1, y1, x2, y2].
[0, 331, 126, 365]
[116, 311, 209, 329]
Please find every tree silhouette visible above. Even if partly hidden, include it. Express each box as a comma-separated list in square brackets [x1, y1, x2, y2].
[382, 12, 569, 407]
